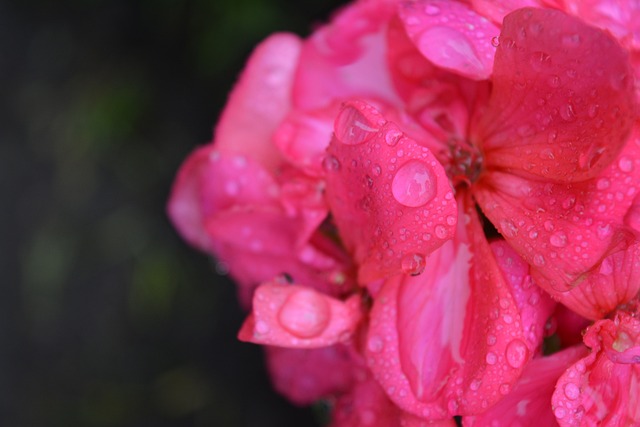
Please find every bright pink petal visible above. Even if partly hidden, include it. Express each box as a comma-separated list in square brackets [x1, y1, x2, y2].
[550, 241, 640, 320]
[475, 129, 640, 291]
[562, 0, 640, 50]
[552, 309, 640, 426]
[214, 33, 302, 173]
[293, 1, 401, 110]
[167, 147, 279, 252]
[325, 101, 457, 283]
[463, 346, 588, 427]
[398, 0, 500, 80]
[469, 0, 543, 24]
[238, 281, 362, 348]
[365, 194, 550, 418]
[475, 8, 636, 183]
[265, 344, 355, 405]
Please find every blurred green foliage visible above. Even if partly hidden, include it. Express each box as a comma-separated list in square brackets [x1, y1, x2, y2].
[1, 0, 346, 425]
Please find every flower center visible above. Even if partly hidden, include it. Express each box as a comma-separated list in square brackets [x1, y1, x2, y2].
[443, 138, 484, 188]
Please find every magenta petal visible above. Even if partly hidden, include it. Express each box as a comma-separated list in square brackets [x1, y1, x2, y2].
[552, 310, 640, 426]
[325, 101, 456, 283]
[265, 344, 355, 405]
[238, 281, 362, 348]
[476, 8, 636, 182]
[398, 0, 500, 81]
[366, 195, 549, 418]
[463, 346, 587, 427]
[475, 131, 640, 291]
[214, 33, 302, 173]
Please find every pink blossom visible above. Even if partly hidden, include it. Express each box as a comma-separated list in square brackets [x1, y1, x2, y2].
[167, 0, 640, 424]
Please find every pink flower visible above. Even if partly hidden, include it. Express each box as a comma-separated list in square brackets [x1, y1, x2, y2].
[167, 0, 640, 424]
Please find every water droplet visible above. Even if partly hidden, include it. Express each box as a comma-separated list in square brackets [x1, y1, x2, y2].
[596, 223, 612, 239]
[334, 106, 378, 145]
[499, 219, 518, 238]
[533, 253, 545, 266]
[564, 383, 580, 400]
[561, 33, 581, 47]
[401, 253, 426, 276]
[485, 352, 497, 365]
[391, 160, 438, 207]
[255, 320, 270, 334]
[529, 230, 538, 239]
[487, 334, 497, 346]
[372, 164, 382, 176]
[505, 339, 528, 368]
[491, 36, 500, 47]
[550, 231, 568, 248]
[596, 178, 611, 190]
[322, 155, 341, 172]
[446, 215, 456, 226]
[499, 384, 511, 395]
[548, 75, 561, 87]
[278, 290, 330, 338]
[554, 406, 567, 419]
[424, 4, 440, 15]
[559, 103, 576, 122]
[562, 196, 576, 210]
[470, 379, 482, 391]
[384, 128, 403, 146]
[367, 335, 384, 353]
[618, 156, 634, 172]
[435, 224, 448, 239]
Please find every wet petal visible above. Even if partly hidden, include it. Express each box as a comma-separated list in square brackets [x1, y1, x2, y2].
[469, 0, 543, 24]
[265, 344, 355, 405]
[238, 281, 362, 348]
[325, 101, 456, 283]
[365, 195, 549, 418]
[398, 0, 500, 80]
[463, 346, 587, 427]
[214, 33, 302, 173]
[475, 130, 640, 291]
[552, 309, 640, 426]
[475, 8, 636, 182]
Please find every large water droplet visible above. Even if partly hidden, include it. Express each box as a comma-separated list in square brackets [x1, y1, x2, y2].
[549, 231, 568, 248]
[334, 106, 379, 145]
[563, 382, 580, 400]
[391, 160, 437, 207]
[278, 290, 330, 338]
[384, 128, 403, 146]
[505, 339, 528, 368]
[401, 253, 426, 276]
[485, 352, 497, 365]
[618, 156, 634, 172]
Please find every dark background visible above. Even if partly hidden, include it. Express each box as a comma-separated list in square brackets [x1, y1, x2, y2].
[1, 0, 346, 425]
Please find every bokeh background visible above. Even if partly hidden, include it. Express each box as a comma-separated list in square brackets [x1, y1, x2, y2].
[2, 0, 346, 425]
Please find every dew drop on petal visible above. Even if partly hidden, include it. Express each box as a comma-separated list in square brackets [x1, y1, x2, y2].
[505, 339, 528, 368]
[384, 128, 403, 146]
[435, 224, 448, 239]
[549, 231, 568, 248]
[334, 106, 379, 145]
[554, 407, 567, 419]
[391, 160, 437, 207]
[401, 253, 426, 276]
[486, 352, 497, 365]
[255, 320, 270, 334]
[322, 155, 341, 172]
[278, 290, 330, 338]
[533, 253, 545, 266]
[367, 335, 384, 353]
[564, 383, 580, 400]
[619, 156, 634, 172]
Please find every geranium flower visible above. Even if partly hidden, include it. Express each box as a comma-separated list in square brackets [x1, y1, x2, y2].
[167, 0, 640, 424]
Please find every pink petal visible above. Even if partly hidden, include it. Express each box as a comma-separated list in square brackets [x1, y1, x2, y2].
[552, 310, 640, 426]
[365, 194, 549, 418]
[475, 8, 636, 182]
[469, 0, 543, 24]
[214, 33, 302, 173]
[463, 346, 588, 427]
[238, 281, 362, 348]
[325, 101, 457, 283]
[550, 241, 640, 320]
[265, 344, 355, 405]
[475, 129, 640, 291]
[562, 0, 640, 50]
[293, 1, 401, 110]
[167, 147, 279, 252]
[398, 0, 500, 80]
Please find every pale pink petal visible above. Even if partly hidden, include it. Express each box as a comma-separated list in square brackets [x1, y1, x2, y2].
[265, 344, 355, 405]
[475, 128, 640, 291]
[293, 1, 401, 110]
[562, 0, 640, 50]
[470, 0, 543, 24]
[463, 346, 588, 427]
[238, 281, 362, 348]
[167, 147, 279, 252]
[398, 0, 500, 80]
[366, 194, 550, 418]
[214, 33, 302, 173]
[552, 309, 640, 426]
[475, 8, 636, 183]
[325, 101, 457, 283]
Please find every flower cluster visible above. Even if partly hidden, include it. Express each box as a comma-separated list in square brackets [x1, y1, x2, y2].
[168, 0, 640, 425]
